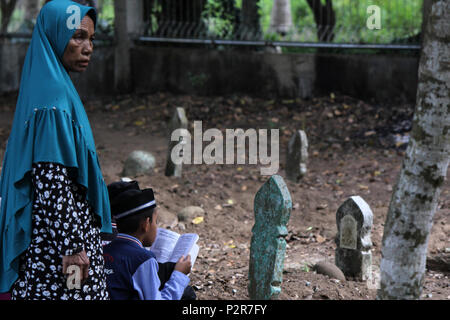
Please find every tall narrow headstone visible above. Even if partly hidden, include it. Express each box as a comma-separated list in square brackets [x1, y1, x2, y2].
[248, 175, 292, 300]
[285, 130, 308, 182]
[165, 107, 188, 177]
[335, 196, 373, 281]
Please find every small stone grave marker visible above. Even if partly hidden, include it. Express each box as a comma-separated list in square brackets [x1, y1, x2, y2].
[122, 150, 155, 177]
[340, 215, 357, 250]
[165, 107, 188, 177]
[285, 130, 308, 182]
[248, 175, 292, 300]
[335, 196, 373, 281]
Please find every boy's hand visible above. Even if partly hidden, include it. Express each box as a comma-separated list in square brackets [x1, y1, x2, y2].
[174, 255, 192, 275]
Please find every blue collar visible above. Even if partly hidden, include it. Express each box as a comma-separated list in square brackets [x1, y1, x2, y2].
[116, 233, 144, 248]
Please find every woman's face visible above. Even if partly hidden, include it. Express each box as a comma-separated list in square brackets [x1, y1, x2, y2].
[62, 15, 95, 73]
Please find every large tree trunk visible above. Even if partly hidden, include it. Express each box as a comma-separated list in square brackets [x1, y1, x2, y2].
[421, 0, 433, 42]
[377, 0, 449, 300]
[114, 0, 143, 93]
[1, 0, 17, 33]
[269, 0, 293, 36]
[240, 0, 261, 40]
[306, 0, 335, 42]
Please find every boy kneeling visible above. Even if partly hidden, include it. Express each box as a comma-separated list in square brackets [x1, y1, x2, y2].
[103, 187, 191, 300]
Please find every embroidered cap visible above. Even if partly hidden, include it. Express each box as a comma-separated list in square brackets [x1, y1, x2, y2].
[111, 188, 157, 220]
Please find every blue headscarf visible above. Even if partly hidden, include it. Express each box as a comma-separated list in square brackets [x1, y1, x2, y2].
[0, 0, 112, 292]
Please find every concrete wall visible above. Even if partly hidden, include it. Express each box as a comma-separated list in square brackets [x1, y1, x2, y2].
[0, 39, 419, 103]
[315, 53, 420, 102]
[70, 44, 116, 98]
[130, 46, 316, 99]
[0, 39, 115, 99]
[0, 39, 29, 93]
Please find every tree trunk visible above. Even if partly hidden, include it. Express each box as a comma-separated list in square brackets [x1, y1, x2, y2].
[22, 0, 40, 22]
[377, 0, 449, 300]
[240, 0, 261, 40]
[113, 0, 131, 93]
[421, 0, 433, 42]
[306, 0, 335, 42]
[269, 0, 293, 36]
[1, 0, 18, 33]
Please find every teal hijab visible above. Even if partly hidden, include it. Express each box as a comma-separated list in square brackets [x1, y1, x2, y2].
[0, 0, 112, 292]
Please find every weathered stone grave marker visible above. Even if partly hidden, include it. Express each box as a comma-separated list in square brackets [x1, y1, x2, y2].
[248, 175, 292, 300]
[165, 107, 188, 177]
[285, 130, 308, 182]
[122, 150, 156, 177]
[335, 196, 373, 281]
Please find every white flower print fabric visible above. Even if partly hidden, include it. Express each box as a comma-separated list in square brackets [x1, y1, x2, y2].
[11, 163, 109, 300]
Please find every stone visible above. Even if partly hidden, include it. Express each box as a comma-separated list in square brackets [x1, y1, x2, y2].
[122, 150, 156, 177]
[177, 206, 205, 222]
[248, 175, 292, 300]
[340, 215, 357, 250]
[312, 261, 346, 281]
[285, 130, 308, 182]
[165, 107, 188, 177]
[335, 196, 373, 281]
[157, 207, 178, 229]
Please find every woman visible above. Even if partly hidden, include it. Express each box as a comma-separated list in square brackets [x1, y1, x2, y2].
[0, 0, 112, 299]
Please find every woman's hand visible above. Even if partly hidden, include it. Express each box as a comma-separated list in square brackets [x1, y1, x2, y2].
[62, 250, 90, 283]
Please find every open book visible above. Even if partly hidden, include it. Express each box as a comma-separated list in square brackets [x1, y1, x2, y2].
[148, 228, 200, 267]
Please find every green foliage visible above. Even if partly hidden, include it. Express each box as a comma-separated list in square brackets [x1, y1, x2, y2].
[188, 72, 209, 89]
[96, 0, 115, 36]
[202, 0, 237, 39]
[3, 0, 423, 45]
[258, 0, 423, 43]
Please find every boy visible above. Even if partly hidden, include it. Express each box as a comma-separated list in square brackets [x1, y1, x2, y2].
[103, 187, 191, 300]
[100, 180, 142, 246]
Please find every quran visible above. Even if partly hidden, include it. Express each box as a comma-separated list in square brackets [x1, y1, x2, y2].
[149, 228, 200, 267]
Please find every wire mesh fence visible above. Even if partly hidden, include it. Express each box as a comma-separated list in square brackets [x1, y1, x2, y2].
[1, 0, 424, 48]
[141, 0, 424, 48]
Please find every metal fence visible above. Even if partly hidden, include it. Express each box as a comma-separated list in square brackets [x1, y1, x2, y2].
[1, 0, 423, 49]
[139, 0, 423, 49]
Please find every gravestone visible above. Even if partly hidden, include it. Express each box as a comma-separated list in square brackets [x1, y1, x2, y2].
[165, 107, 188, 177]
[335, 196, 373, 281]
[248, 175, 292, 300]
[122, 150, 156, 177]
[285, 130, 308, 182]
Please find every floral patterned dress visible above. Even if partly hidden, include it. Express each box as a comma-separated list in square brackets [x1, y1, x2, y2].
[11, 162, 109, 300]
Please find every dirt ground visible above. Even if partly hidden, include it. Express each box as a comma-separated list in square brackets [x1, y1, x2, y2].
[0, 91, 448, 300]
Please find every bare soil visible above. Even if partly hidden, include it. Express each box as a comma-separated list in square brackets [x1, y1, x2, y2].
[0, 91, 448, 300]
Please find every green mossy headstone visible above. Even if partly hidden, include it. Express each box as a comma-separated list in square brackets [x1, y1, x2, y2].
[248, 175, 292, 300]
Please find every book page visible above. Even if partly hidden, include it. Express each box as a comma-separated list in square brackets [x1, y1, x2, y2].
[188, 243, 200, 267]
[149, 228, 180, 263]
[168, 233, 199, 265]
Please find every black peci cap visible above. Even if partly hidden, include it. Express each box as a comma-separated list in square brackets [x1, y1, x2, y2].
[111, 188, 156, 220]
[107, 180, 140, 203]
